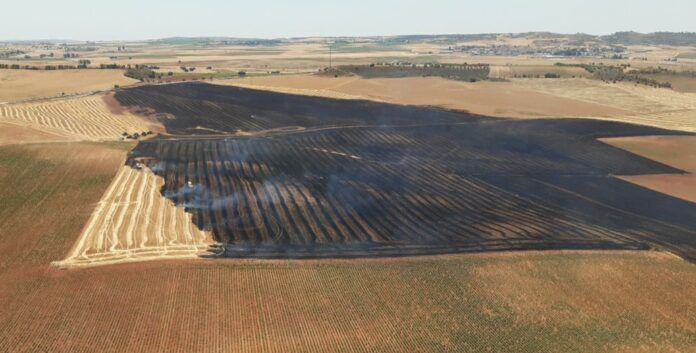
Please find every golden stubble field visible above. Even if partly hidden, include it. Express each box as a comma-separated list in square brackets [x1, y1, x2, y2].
[0, 93, 159, 141]
[54, 163, 214, 268]
[603, 135, 696, 203]
[221, 75, 628, 118]
[220, 75, 696, 132]
[0, 69, 138, 103]
[0, 121, 73, 146]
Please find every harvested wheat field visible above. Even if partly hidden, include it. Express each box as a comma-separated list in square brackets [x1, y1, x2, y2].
[54, 164, 214, 268]
[222, 75, 696, 133]
[222, 75, 627, 118]
[639, 74, 696, 93]
[0, 122, 74, 146]
[515, 78, 696, 132]
[603, 135, 696, 203]
[0, 69, 138, 103]
[0, 94, 157, 140]
[488, 64, 591, 79]
[1, 252, 695, 353]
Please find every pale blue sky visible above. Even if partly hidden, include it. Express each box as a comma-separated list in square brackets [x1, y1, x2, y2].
[4, 0, 695, 41]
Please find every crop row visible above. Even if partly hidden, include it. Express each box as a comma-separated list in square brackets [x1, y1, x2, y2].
[118, 83, 696, 259]
[129, 124, 695, 258]
[55, 165, 212, 268]
[0, 96, 149, 139]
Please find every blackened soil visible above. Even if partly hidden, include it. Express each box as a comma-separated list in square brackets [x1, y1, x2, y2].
[118, 82, 696, 261]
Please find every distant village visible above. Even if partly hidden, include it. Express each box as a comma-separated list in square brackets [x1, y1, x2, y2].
[444, 43, 629, 59]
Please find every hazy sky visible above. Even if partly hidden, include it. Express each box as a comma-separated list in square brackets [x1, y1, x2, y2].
[4, 0, 695, 41]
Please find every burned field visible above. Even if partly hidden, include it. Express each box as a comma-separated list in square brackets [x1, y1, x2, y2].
[116, 82, 696, 260]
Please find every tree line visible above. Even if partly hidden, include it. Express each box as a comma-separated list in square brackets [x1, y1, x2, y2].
[0, 61, 133, 71]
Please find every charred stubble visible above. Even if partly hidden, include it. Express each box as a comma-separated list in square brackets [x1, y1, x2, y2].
[118, 82, 696, 260]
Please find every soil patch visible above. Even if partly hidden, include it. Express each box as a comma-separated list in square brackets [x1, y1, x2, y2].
[603, 135, 696, 203]
[0, 142, 128, 271]
[2, 251, 695, 353]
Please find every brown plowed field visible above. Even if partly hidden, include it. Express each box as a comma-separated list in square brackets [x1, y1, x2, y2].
[0, 142, 130, 271]
[3, 252, 696, 353]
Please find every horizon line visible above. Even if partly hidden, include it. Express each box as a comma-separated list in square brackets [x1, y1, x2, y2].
[3, 30, 696, 44]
